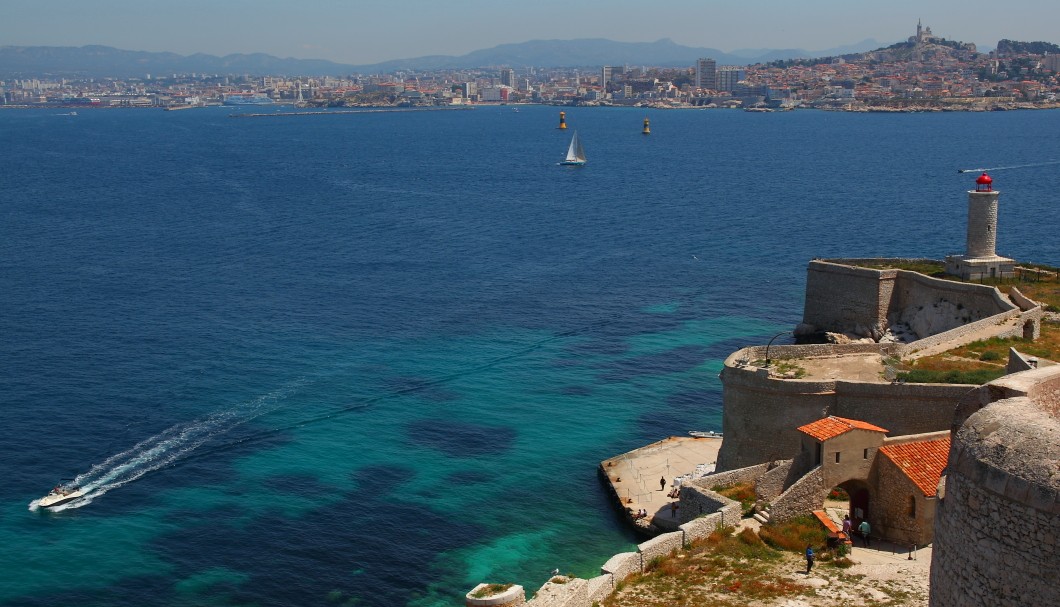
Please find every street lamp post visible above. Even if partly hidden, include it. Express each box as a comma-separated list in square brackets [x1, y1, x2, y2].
[764, 330, 793, 368]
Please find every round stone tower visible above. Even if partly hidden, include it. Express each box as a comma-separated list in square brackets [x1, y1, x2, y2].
[929, 368, 1060, 607]
[965, 172, 999, 258]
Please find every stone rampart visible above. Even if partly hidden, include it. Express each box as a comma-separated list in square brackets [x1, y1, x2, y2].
[832, 380, 971, 436]
[768, 466, 826, 522]
[930, 367, 1060, 607]
[802, 259, 1018, 340]
[897, 306, 1020, 356]
[719, 346, 972, 471]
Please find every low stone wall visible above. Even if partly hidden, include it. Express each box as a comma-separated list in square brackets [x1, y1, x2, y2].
[586, 576, 612, 605]
[768, 467, 826, 523]
[679, 511, 727, 543]
[897, 306, 1020, 356]
[525, 577, 588, 607]
[600, 552, 640, 584]
[638, 532, 684, 565]
[482, 463, 754, 607]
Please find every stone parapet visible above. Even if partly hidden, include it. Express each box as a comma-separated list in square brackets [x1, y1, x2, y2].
[638, 532, 684, 565]
[600, 552, 640, 584]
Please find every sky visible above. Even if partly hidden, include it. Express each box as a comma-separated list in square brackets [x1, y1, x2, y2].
[5, 0, 1060, 65]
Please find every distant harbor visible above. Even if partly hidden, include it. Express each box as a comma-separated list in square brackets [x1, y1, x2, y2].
[228, 105, 476, 118]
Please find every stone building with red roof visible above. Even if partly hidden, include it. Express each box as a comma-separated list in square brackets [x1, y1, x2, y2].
[784, 415, 950, 546]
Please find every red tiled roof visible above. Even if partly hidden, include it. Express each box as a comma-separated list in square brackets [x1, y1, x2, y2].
[879, 437, 951, 497]
[797, 416, 889, 441]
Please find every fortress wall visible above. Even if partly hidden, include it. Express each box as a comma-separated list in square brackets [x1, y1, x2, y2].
[803, 261, 896, 333]
[897, 307, 1021, 355]
[891, 270, 1014, 322]
[832, 381, 972, 437]
[930, 389, 1060, 607]
[718, 363, 837, 470]
[802, 259, 1019, 341]
[678, 477, 746, 524]
[719, 346, 969, 471]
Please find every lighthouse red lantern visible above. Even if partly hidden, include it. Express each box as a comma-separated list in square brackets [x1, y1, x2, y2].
[975, 172, 993, 192]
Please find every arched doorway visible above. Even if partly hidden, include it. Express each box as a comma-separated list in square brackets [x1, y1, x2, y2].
[1024, 320, 1037, 340]
[829, 479, 870, 530]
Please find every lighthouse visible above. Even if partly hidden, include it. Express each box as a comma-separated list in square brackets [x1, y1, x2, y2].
[944, 172, 1015, 280]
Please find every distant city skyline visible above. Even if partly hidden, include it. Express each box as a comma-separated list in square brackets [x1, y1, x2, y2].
[4, 0, 1059, 66]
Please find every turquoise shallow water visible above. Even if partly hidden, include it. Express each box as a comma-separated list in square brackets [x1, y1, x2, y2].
[1, 105, 1058, 606]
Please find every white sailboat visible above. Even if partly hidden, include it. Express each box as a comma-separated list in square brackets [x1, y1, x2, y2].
[559, 131, 586, 166]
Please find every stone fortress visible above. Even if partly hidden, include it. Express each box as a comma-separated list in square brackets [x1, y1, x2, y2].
[466, 176, 1058, 607]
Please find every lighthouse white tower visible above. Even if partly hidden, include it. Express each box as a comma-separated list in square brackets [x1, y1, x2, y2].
[945, 172, 1015, 280]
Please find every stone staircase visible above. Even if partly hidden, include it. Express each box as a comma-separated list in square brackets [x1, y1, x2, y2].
[753, 503, 772, 524]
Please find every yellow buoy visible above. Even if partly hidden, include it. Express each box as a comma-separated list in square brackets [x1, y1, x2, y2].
[558, 111, 567, 130]
[642, 117, 650, 135]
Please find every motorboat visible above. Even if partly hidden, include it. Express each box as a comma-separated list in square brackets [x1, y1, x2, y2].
[688, 430, 722, 438]
[39, 483, 85, 509]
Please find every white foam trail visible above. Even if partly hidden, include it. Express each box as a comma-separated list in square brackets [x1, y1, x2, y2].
[31, 382, 303, 512]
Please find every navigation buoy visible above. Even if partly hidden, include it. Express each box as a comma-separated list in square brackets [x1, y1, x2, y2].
[642, 117, 651, 135]
[558, 111, 567, 130]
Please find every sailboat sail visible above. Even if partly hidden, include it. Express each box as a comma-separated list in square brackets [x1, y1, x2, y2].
[562, 131, 586, 165]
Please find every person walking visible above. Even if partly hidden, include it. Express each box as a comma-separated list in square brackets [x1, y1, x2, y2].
[858, 519, 872, 547]
[805, 545, 815, 574]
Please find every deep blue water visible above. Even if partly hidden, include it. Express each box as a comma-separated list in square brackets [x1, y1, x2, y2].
[1, 104, 1058, 606]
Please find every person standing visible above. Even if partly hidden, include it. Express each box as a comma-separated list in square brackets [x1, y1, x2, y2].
[660, 476, 666, 491]
[805, 545, 815, 574]
[858, 519, 871, 547]
[670, 501, 679, 518]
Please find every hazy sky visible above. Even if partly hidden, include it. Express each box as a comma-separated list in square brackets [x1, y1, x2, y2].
[5, 0, 1059, 65]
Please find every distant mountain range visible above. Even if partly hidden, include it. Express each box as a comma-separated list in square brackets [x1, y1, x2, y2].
[0, 38, 890, 78]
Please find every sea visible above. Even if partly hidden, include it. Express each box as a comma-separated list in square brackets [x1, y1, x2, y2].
[1, 104, 1058, 607]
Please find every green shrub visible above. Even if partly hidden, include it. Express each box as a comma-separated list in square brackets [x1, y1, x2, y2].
[897, 368, 1006, 385]
[979, 350, 1002, 361]
[471, 584, 513, 598]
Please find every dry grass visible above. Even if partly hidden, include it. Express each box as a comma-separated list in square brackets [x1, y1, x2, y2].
[712, 482, 758, 516]
[602, 520, 859, 607]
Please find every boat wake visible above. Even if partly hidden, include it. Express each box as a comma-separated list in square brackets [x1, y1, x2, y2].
[28, 382, 303, 512]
